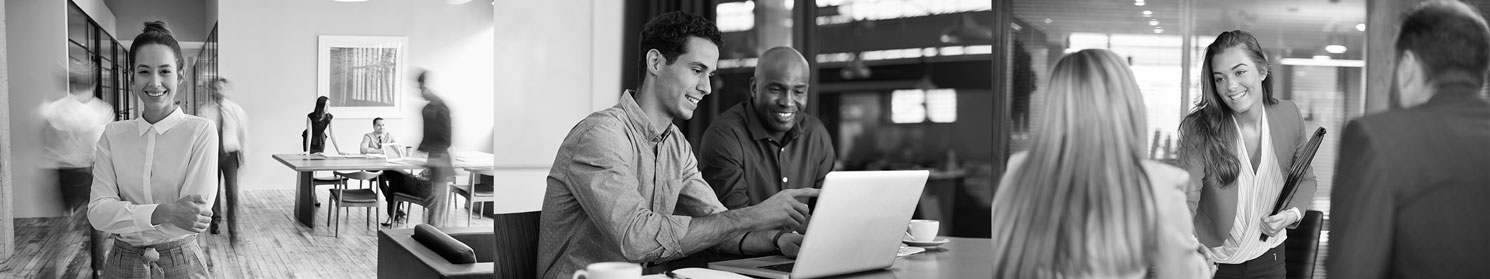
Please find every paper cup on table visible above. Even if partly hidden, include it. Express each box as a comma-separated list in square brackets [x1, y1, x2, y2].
[907, 219, 940, 242]
[572, 262, 641, 279]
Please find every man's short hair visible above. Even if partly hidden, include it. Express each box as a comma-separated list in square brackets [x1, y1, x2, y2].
[373, 117, 384, 125]
[637, 11, 724, 80]
[68, 57, 97, 93]
[1396, 0, 1490, 84]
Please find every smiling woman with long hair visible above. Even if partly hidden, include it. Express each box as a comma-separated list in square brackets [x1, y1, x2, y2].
[1178, 30, 1317, 279]
[991, 49, 1210, 279]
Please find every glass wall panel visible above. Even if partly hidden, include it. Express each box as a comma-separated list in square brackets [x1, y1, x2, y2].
[1006, 1, 1365, 277]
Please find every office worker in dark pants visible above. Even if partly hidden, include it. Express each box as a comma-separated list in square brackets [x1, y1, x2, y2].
[1177, 30, 1316, 279]
[414, 70, 454, 227]
[696, 47, 834, 259]
[198, 77, 249, 244]
[1327, 1, 1490, 278]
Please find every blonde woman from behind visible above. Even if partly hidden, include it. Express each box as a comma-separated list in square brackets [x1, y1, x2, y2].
[990, 49, 1212, 279]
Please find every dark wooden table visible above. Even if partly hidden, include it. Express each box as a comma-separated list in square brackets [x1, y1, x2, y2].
[272, 152, 494, 228]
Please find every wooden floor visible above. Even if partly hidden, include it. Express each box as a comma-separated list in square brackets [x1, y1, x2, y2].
[0, 189, 495, 279]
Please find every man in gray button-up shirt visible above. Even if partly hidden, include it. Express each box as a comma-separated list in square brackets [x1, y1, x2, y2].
[538, 12, 818, 279]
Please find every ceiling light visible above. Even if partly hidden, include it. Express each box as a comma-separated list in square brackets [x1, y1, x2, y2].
[1356, 23, 1366, 32]
[1325, 44, 1347, 54]
[1153, 28, 1164, 34]
[1142, 11, 1153, 17]
[1313, 55, 1332, 60]
[1135, 0, 1146, 6]
[1149, 20, 1159, 26]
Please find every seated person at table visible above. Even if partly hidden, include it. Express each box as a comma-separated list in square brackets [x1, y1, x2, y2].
[360, 117, 396, 154]
[538, 12, 817, 278]
[990, 49, 1211, 278]
[698, 46, 835, 210]
[379, 169, 432, 226]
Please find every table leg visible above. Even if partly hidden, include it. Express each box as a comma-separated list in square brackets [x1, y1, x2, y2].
[295, 171, 315, 228]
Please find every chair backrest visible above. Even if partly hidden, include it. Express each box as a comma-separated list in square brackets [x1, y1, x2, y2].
[1284, 210, 1325, 279]
[492, 211, 541, 279]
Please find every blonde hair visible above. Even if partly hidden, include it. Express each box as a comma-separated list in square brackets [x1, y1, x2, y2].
[990, 49, 1158, 278]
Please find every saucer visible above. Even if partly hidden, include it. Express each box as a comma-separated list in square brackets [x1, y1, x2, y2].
[902, 237, 950, 247]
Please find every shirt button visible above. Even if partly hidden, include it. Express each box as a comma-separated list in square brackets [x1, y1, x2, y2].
[782, 177, 789, 183]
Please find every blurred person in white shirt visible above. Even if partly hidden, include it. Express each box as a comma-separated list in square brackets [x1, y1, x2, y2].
[38, 56, 115, 279]
[197, 77, 248, 244]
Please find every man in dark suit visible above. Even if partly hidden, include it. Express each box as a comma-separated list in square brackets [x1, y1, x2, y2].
[1327, 1, 1490, 278]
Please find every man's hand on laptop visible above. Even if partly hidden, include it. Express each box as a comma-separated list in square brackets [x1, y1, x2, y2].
[746, 188, 820, 232]
[776, 232, 805, 258]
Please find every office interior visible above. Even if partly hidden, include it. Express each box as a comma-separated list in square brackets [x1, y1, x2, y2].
[0, 0, 1479, 278]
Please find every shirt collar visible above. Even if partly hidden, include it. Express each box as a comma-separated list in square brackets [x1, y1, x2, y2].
[135, 106, 186, 136]
[620, 90, 672, 142]
[743, 101, 802, 143]
[1425, 81, 1488, 107]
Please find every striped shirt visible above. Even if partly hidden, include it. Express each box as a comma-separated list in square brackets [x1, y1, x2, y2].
[1208, 108, 1288, 263]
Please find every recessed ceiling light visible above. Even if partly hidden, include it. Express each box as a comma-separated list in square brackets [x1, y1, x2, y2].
[1326, 44, 1347, 54]
[1356, 23, 1366, 32]
[1135, 0, 1146, 6]
[1149, 20, 1159, 26]
[1313, 55, 1332, 60]
[1044, 18, 1053, 24]
[1142, 11, 1153, 17]
[1153, 28, 1164, 34]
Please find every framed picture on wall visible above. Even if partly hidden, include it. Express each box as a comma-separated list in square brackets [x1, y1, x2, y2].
[317, 35, 409, 119]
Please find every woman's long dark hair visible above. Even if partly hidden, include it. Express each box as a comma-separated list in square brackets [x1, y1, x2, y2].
[311, 96, 329, 120]
[1178, 30, 1279, 188]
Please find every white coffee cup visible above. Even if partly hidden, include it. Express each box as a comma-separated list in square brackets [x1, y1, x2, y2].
[906, 219, 940, 242]
[572, 262, 642, 279]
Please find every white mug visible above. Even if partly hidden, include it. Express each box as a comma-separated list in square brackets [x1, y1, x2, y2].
[906, 219, 940, 242]
[572, 262, 642, 279]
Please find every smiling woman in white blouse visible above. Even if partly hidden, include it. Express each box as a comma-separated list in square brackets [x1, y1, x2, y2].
[87, 21, 219, 278]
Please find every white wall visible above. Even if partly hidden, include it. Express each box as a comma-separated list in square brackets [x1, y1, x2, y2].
[6, 0, 70, 218]
[74, 0, 117, 36]
[488, 0, 623, 213]
[104, 0, 206, 42]
[220, 0, 494, 190]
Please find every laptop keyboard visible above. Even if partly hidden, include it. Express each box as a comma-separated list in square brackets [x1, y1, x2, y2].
[758, 262, 795, 272]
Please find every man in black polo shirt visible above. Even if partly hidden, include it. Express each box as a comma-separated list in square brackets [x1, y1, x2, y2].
[698, 47, 835, 255]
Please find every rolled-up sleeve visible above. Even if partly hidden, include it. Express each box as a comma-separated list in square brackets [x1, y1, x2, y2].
[563, 123, 695, 262]
[679, 150, 728, 217]
[88, 128, 160, 233]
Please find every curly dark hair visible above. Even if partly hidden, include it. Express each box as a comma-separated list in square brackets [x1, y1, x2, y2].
[637, 11, 724, 82]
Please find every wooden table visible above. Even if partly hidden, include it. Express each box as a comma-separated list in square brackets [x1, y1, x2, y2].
[272, 152, 494, 228]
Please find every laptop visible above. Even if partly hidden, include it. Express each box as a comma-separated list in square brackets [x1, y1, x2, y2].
[382, 143, 405, 159]
[709, 170, 929, 279]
